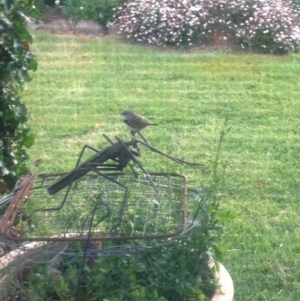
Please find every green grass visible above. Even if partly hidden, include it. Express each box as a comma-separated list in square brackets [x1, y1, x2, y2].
[25, 32, 300, 300]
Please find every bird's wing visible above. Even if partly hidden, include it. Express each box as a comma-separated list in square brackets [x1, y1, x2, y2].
[130, 115, 154, 126]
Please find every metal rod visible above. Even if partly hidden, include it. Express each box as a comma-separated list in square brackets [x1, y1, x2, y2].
[115, 136, 160, 194]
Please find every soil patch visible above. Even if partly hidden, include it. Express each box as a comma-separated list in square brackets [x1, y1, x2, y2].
[35, 6, 240, 53]
[40, 6, 69, 23]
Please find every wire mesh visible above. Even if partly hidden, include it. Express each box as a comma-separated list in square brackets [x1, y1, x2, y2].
[0, 165, 214, 301]
[12, 172, 187, 242]
[0, 187, 211, 301]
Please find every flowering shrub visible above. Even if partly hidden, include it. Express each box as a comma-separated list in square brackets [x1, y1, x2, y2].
[113, 0, 211, 45]
[228, 0, 300, 53]
[113, 0, 300, 53]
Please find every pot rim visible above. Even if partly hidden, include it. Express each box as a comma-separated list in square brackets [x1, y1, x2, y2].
[210, 261, 234, 301]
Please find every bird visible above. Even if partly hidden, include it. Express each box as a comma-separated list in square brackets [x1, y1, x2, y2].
[121, 110, 157, 136]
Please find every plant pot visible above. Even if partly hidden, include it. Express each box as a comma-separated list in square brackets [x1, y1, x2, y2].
[0, 242, 234, 301]
[210, 261, 234, 301]
[0, 241, 68, 300]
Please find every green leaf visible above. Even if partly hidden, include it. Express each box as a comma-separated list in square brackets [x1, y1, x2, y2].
[29, 58, 38, 71]
[23, 132, 35, 148]
[20, 67, 32, 82]
[18, 102, 28, 116]
[30, 8, 41, 20]
[0, 13, 12, 27]
[2, 0, 12, 13]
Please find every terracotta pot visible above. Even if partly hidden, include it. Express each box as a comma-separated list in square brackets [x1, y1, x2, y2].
[0, 242, 234, 301]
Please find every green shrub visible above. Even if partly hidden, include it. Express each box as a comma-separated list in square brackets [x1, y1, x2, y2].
[62, 0, 99, 22]
[0, 0, 39, 191]
[62, 0, 125, 33]
[34, 0, 50, 12]
[3, 186, 227, 300]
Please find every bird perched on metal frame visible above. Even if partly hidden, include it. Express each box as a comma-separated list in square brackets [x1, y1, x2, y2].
[121, 110, 157, 136]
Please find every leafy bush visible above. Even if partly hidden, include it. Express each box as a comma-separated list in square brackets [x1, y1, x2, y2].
[0, 0, 39, 191]
[113, 0, 300, 54]
[62, 0, 100, 22]
[34, 0, 52, 12]
[2, 187, 227, 300]
[62, 0, 126, 32]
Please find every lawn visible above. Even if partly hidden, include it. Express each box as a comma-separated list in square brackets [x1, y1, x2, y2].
[24, 32, 300, 301]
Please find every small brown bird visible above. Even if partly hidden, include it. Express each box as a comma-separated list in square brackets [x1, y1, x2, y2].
[121, 110, 157, 135]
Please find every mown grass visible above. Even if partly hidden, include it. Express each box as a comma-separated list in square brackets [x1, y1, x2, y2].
[25, 32, 300, 301]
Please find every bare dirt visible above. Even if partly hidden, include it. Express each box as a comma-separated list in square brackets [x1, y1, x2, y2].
[40, 6, 69, 24]
[37, 6, 238, 53]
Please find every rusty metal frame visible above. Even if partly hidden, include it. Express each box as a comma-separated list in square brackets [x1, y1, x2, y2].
[1, 172, 188, 243]
[0, 173, 36, 238]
